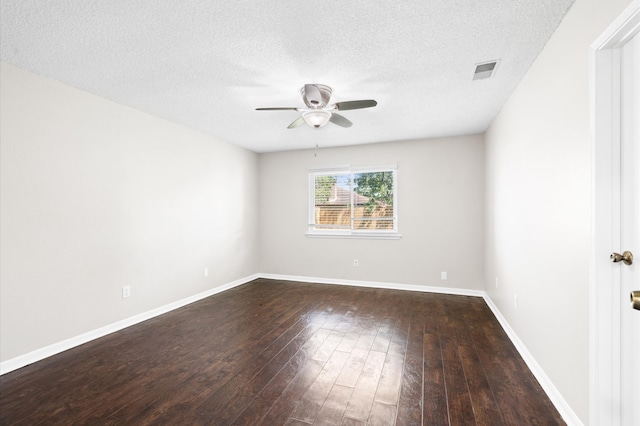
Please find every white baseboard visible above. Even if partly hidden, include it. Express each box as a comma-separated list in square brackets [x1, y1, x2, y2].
[481, 296, 583, 426]
[0, 273, 260, 375]
[0, 273, 581, 425]
[259, 273, 486, 297]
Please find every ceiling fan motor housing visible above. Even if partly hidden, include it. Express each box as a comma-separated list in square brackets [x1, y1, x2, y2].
[302, 84, 332, 108]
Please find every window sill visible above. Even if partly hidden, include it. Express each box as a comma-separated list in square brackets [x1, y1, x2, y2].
[305, 232, 402, 240]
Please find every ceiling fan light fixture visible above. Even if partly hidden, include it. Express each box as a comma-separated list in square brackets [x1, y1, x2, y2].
[302, 110, 332, 128]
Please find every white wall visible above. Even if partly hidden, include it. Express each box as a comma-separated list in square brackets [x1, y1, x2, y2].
[484, 0, 633, 423]
[0, 62, 259, 363]
[259, 135, 485, 289]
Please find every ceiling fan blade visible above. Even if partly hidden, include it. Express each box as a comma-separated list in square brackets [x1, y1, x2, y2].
[256, 107, 299, 111]
[287, 116, 306, 129]
[334, 100, 377, 111]
[329, 113, 353, 128]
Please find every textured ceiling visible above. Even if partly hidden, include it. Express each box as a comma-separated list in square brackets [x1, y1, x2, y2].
[0, 0, 575, 153]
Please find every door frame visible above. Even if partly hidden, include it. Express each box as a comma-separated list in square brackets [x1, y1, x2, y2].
[590, 1, 640, 424]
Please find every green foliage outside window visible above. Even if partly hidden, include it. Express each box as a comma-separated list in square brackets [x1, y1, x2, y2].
[354, 171, 394, 210]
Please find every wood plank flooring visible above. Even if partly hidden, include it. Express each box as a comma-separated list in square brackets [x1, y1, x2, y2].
[0, 279, 565, 425]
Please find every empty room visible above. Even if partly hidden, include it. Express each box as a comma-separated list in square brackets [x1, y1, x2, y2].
[1, 0, 638, 425]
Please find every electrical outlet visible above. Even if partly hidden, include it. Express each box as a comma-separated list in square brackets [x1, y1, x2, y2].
[353, 259, 359, 267]
[122, 285, 131, 299]
[204, 267, 209, 277]
[441, 271, 448, 280]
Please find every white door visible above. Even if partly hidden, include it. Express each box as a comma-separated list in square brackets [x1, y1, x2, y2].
[590, 2, 640, 425]
[618, 30, 640, 426]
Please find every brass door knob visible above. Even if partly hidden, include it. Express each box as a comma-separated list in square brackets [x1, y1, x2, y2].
[631, 291, 640, 311]
[610, 251, 633, 265]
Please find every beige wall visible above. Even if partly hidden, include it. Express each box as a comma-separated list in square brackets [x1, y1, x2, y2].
[484, 0, 634, 423]
[0, 63, 259, 362]
[259, 135, 485, 289]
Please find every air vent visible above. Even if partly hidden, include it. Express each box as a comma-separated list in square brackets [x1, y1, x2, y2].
[473, 60, 500, 80]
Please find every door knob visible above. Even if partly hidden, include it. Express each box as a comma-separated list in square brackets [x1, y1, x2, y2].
[632, 291, 640, 311]
[610, 251, 633, 265]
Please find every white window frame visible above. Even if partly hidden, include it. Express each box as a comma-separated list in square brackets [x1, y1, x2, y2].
[306, 165, 401, 239]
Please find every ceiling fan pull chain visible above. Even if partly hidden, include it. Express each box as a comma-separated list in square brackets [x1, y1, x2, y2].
[315, 144, 318, 157]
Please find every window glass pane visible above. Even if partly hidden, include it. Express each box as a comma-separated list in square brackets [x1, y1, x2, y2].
[310, 168, 396, 234]
[314, 173, 351, 230]
[352, 171, 394, 230]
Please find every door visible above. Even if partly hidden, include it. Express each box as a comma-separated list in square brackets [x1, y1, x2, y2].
[590, 2, 640, 425]
[618, 30, 639, 426]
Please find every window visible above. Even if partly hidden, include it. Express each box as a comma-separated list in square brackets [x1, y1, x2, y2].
[308, 166, 400, 239]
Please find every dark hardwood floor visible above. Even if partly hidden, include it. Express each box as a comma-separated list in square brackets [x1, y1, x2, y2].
[0, 279, 565, 425]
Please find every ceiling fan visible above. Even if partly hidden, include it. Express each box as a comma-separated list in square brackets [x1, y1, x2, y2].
[256, 84, 377, 129]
